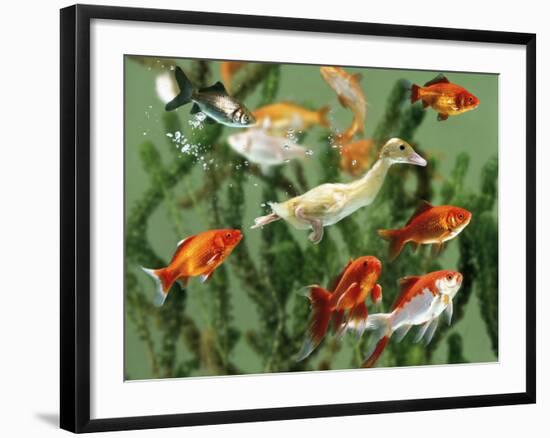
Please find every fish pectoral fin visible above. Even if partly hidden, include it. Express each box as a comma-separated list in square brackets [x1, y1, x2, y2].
[431, 241, 445, 257]
[414, 321, 431, 343]
[199, 81, 229, 96]
[445, 299, 454, 325]
[206, 252, 222, 266]
[437, 113, 449, 121]
[190, 103, 201, 114]
[423, 318, 439, 345]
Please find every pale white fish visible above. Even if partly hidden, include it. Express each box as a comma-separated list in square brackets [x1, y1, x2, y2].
[227, 125, 308, 173]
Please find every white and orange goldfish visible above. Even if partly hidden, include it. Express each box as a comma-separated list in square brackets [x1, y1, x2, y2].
[142, 229, 243, 306]
[320, 66, 367, 142]
[349, 270, 463, 368]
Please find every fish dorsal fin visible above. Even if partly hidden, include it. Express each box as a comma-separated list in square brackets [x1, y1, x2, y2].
[405, 200, 434, 225]
[424, 74, 449, 87]
[199, 81, 229, 95]
[329, 258, 354, 291]
[177, 236, 194, 248]
[399, 276, 421, 293]
[190, 103, 201, 114]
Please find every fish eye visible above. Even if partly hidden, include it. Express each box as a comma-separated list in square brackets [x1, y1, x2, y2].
[458, 213, 464, 220]
[447, 275, 453, 281]
[226, 233, 231, 238]
[399, 144, 405, 151]
[363, 261, 368, 268]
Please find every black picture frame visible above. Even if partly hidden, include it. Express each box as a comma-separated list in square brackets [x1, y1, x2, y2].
[60, 4, 536, 433]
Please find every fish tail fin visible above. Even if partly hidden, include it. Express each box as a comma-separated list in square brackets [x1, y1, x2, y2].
[251, 212, 281, 229]
[377, 229, 406, 261]
[317, 106, 331, 127]
[411, 84, 421, 104]
[141, 267, 176, 306]
[361, 313, 393, 368]
[165, 67, 194, 111]
[296, 286, 332, 361]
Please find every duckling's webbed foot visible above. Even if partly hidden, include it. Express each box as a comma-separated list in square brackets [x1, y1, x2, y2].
[295, 205, 324, 244]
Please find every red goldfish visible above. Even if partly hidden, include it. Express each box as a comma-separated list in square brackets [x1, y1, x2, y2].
[220, 61, 246, 93]
[320, 67, 366, 142]
[296, 256, 382, 361]
[355, 270, 463, 368]
[411, 74, 480, 121]
[378, 201, 472, 261]
[252, 102, 330, 133]
[340, 138, 374, 176]
[141, 229, 243, 306]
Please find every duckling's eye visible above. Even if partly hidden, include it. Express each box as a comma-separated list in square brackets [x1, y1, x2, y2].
[399, 144, 405, 151]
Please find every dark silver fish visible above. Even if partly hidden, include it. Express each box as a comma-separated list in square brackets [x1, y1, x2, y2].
[165, 67, 256, 128]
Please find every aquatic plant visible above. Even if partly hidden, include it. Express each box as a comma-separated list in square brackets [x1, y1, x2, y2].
[125, 59, 498, 378]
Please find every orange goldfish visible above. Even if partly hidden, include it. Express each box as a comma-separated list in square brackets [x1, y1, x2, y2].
[320, 66, 366, 141]
[354, 270, 463, 368]
[411, 74, 480, 121]
[296, 256, 382, 360]
[141, 229, 243, 306]
[220, 61, 246, 93]
[252, 102, 330, 132]
[340, 138, 374, 176]
[378, 201, 472, 261]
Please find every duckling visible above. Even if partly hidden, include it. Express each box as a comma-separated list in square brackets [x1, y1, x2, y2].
[251, 138, 427, 243]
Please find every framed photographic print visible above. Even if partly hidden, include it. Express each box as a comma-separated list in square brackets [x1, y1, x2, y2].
[60, 4, 536, 433]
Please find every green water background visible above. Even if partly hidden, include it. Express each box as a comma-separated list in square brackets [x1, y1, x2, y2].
[124, 58, 498, 380]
